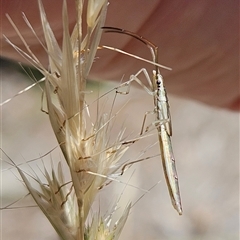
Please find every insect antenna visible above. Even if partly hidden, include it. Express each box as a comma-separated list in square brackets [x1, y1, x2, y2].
[102, 26, 159, 73]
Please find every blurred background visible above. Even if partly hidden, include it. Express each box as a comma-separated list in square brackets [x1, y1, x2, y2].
[1, 58, 239, 240]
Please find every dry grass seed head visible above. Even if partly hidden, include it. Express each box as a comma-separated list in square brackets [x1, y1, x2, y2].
[4, 0, 143, 239]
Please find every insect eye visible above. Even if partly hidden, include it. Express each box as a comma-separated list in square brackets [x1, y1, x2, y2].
[156, 77, 161, 85]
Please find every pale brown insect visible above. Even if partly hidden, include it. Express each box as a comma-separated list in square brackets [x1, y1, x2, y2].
[102, 27, 183, 215]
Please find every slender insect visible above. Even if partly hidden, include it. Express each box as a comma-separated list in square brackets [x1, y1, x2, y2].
[102, 27, 183, 215]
